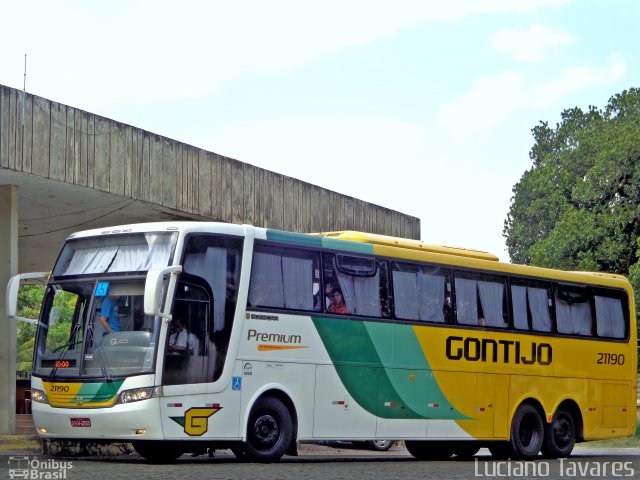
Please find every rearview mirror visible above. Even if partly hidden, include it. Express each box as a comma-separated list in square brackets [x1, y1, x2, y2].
[144, 266, 182, 319]
[6, 272, 50, 324]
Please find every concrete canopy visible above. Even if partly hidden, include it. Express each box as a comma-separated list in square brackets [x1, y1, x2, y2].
[3, 168, 208, 273]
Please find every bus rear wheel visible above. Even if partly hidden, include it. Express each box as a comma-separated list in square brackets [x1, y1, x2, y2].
[405, 441, 453, 460]
[542, 407, 576, 458]
[238, 396, 293, 462]
[508, 403, 544, 459]
[132, 441, 184, 463]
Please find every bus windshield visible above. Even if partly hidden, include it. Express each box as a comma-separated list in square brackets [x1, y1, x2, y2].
[52, 232, 177, 277]
[33, 278, 161, 379]
[30, 231, 179, 379]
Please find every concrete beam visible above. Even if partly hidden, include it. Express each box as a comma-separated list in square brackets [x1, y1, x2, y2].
[0, 84, 420, 240]
[0, 184, 18, 434]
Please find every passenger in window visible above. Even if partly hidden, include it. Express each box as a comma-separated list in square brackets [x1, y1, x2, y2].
[442, 305, 452, 323]
[328, 288, 348, 314]
[168, 318, 189, 354]
[324, 281, 336, 310]
[99, 295, 122, 336]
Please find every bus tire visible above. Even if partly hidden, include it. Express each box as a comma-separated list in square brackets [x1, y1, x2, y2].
[509, 403, 544, 459]
[241, 396, 293, 462]
[132, 441, 184, 463]
[405, 441, 453, 460]
[541, 407, 576, 458]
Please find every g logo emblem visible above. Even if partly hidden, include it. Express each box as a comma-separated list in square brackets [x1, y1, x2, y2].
[184, 407, 220, 436]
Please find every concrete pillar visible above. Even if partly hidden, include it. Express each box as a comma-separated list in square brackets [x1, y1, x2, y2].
[0, 185, 18, 435]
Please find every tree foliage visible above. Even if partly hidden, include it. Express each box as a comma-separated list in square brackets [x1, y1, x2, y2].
[16, 285, 77, 374]
[16, 285, 43, 373]
[504, 88, 640, 309]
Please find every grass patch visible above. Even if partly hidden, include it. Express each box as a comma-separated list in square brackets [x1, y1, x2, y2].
[581, 420, 640, 448]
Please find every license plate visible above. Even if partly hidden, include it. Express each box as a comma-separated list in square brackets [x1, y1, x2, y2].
[70, 418, 91, 427]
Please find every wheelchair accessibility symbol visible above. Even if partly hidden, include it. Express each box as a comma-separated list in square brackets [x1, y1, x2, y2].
[232, 376, 242, 391]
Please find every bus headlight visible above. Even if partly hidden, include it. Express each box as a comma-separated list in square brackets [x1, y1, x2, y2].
[117, 387, 155, 404]
[31, 389, 49, 404]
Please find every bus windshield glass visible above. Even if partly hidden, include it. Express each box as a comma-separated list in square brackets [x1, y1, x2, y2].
[33, 278, 161, 379]
[52, 232, 177, 277]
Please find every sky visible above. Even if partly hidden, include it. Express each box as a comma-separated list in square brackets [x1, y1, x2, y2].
[1, 0, 638, 261]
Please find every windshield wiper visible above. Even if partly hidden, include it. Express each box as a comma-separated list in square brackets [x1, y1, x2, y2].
[52, 340, 83, 353]
[50, 320, 83, 379]
[84, 322, 112, 382]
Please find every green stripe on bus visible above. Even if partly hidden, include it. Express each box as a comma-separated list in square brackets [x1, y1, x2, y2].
[364, 322, 468, 420]
[265, 230, 374, 255]
[266, 230, 324, 248]
[312, 317, 467, 420]
[73, 381, 123, 403]
[321, 237, 374, 254]
[312, 316, 420, 418]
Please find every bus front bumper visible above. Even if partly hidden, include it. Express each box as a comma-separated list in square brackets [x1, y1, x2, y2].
[31, 398, 164, 441]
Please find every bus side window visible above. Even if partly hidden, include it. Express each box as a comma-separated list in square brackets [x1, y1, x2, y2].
[454, 274, 479, 326]
[248, 244, 319, 311]
[555, 285, 592, 336]
[511, 281, 553, 332]
[454, 271, 508, 328]
[594, 294, 626, 338]
[392, 262, 449, 323]
[329, 253, 382, 317]
[477, 278, 508, 328]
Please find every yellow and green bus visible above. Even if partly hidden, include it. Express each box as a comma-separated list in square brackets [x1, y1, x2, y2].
[7, 222, 637, 462]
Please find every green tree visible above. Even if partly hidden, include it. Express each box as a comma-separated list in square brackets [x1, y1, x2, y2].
[504, 88, 640, 314]
[16, 285, 43, 373]
[15, 284, 78, 374]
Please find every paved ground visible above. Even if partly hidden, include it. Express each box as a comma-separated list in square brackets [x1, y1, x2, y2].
[0, 436, 407, 458]
[2, 436, 640, 480]
[2, 435, 640, 459]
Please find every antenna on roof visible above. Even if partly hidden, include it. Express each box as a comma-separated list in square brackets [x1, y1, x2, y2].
[22, 53, 27, 131]
[21, 54, 27, 129]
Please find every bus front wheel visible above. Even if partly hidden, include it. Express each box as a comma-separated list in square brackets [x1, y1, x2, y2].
[509, 403, 544, 459]
[542, 407, 576, 458]
[239, 396, 293, 462]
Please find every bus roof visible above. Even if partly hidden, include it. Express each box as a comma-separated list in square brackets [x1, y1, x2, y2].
[65, 221, 248, 240]
[312, 231, 500, 262]
[63, 222, 631, 290]
[310, 230, 630, 289]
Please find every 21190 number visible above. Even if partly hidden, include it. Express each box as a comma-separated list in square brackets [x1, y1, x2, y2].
[597, 353, 625, 365]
